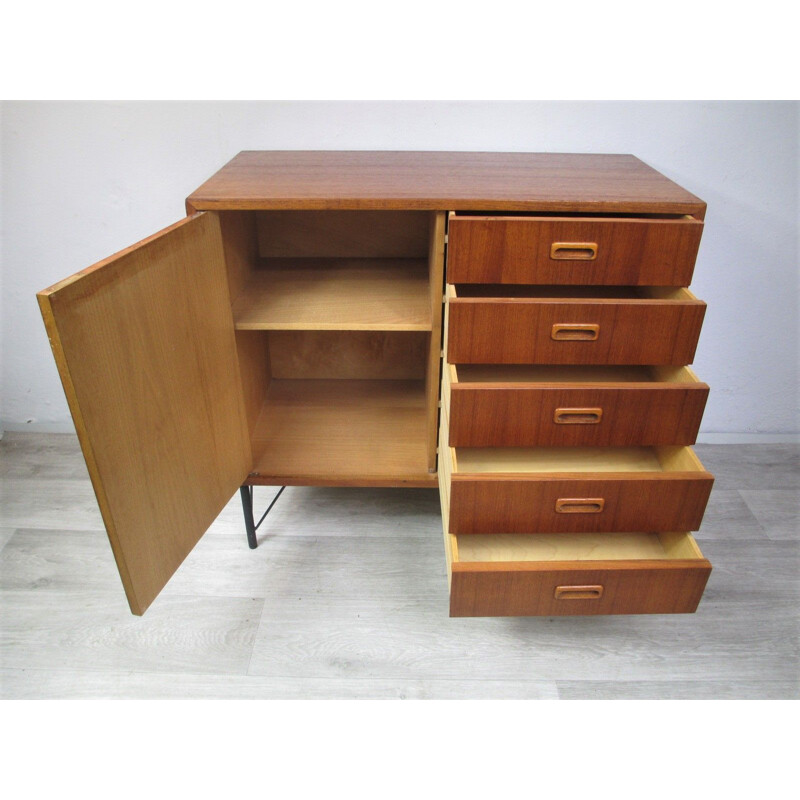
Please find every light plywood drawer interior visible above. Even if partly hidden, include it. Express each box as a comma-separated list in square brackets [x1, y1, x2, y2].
[455, 531, 706, 563]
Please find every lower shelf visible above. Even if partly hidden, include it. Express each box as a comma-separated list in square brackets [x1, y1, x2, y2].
[249, 379, 436, 486]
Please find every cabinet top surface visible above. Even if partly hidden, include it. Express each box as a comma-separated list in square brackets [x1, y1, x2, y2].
[186, 151, 705, 214]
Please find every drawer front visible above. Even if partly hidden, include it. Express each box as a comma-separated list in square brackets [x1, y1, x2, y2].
[448, 474, 713, 534]
[447, 297, 705, 365]
[450, 560, 711, 616]
[447, 215, 704, 285]
[447, 383, 709, 447]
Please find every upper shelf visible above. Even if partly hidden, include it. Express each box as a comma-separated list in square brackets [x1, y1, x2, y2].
[232, 259, 432, 331]
[186, 151, 707, 216]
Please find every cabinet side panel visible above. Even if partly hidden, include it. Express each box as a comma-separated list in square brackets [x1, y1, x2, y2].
[218, 211, 272, 442]
[425, 211, 447, 471]
[37, 213, 250, 614]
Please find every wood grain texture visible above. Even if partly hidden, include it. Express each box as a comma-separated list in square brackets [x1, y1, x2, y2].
[249, 379, 436, 486]
[3, 434, 798, 697]
[218, 210, 259, 302]
[739, 490, 800, 540]
[454, 445, 663, 473]
[446, 286, 706, 365]
[438, 399, 457, 585]
[455, 531, 697, 562]
[248, 592, 796, 681]
[234, 330, 271, 440]
[693, 443, 800, 491]
[425, 212, 447, 470]
[446, 364, 709, 447]
[440, 409, 714, 533]
[448, 473, 713, 534]
[232, 259, 432, 331]
[36, 213, 250, 615]
[186, 152, 706, 215]
[256, 210, 430, 257]
[218, 211, 270, 439]
[0, 590, 262, 674]
[556, 681, 799, 700]
[449, 559, 711, 616]
[447, 215, 703, 285]
[267, 330, 427, 379]
[0, 670, 560, 700]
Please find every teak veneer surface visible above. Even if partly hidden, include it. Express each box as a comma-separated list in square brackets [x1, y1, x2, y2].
[447, 531, 711, 617]
[36, 150, 713, 619]
[447, 215, 704, 286]
[440, 401, 714, 534]
[447, 474, 713, 535]
[445, 364, 709, 447]
[186, 152, 706, 214]
[448, 561, 711, 617]
[37, 213, 250, 616]
[446, 285, 706, 365]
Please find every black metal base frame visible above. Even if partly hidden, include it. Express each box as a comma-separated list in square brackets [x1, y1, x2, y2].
[239, 485, 286, 549]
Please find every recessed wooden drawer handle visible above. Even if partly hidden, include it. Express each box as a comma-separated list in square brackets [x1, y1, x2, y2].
[550, 242, 598, 260]
[554, 585, 604, 600]
[551, 324, 600, 341]
[555, 498, 605, 514]
[554, 407, 603, 424]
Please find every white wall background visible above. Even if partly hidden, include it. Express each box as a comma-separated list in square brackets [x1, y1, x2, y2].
[1, 101, 798, 439]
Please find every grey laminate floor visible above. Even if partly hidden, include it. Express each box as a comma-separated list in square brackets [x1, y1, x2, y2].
[1, 433, 797, 699]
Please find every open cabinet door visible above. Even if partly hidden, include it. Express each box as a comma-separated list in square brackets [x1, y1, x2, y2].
[37, 212, 251, 615]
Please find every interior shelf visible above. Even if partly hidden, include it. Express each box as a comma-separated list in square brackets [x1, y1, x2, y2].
[249, 379, 436, 486]
[232, 259, 432, 331]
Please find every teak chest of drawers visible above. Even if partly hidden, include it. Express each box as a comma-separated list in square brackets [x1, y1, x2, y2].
[37, 151, 713, 617]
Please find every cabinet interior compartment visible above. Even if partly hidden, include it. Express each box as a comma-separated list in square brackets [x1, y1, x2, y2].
[228, 210, 433, 331]
[218, 211, 445, 486]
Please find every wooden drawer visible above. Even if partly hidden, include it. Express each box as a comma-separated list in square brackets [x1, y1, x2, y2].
[446, 213, 704, 286]
[443, 364, 709, 447]
[444, 530, 712, 616]
[437, 420, 711, 616]
[439, 412, 713, 534]
[446, 285, 706, 365]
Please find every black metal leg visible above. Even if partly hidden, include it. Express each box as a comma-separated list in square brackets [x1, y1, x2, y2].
[240, 486, 259, 549]
[239, 485, 286, 550]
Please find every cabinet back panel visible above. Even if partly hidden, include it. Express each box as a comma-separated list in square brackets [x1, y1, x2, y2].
[256, 211, 430, 258]
[267, 330, 428, 380]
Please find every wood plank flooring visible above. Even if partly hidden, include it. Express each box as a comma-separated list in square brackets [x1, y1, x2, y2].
[0, 433, 797, 699]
